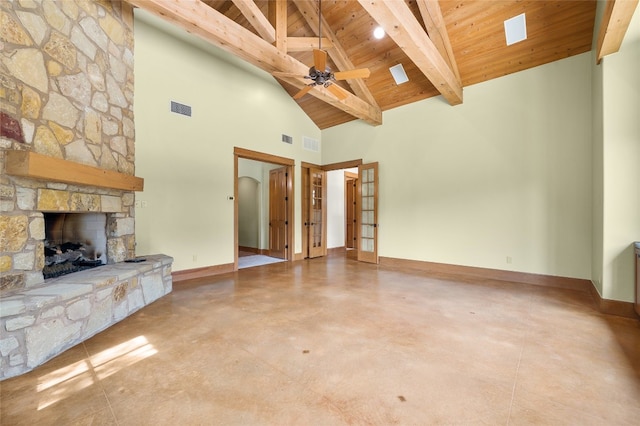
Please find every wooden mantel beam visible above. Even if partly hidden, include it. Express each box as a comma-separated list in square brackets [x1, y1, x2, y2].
[596, 0, 639, 62]
[357, 0, 462, 105]
[5, 150, 144, 191]
[125, 0, 381, 126]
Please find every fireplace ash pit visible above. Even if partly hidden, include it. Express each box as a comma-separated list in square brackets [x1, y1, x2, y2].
[43, 241, 104, 279]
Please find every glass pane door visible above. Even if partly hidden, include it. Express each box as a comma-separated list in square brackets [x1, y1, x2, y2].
[309, 167, 326, 258]
[357, 163, 378, 264]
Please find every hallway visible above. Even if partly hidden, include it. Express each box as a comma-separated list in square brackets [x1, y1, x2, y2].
[2, 256, 639, 424]
[237, 249, 285, 269]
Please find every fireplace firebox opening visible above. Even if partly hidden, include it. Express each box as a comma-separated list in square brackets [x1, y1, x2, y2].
[43, 213, 108, 279]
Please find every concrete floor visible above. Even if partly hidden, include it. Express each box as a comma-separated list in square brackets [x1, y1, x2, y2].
[2, 255, 639, 425]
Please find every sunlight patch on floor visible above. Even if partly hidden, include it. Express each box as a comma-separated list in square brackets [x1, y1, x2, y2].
[37, 359, 93, 410]
[91, 336, 157, 380]
[37, 336, 156, 410]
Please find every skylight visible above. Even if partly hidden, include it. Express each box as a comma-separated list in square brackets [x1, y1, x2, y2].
[389, 64, 409, 85]
[504, 13, 527, 46]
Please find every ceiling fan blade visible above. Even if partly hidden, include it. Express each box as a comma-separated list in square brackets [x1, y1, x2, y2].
[293, 85, 313, 100]
[333, 68, 371, 80]
[313, 49, 327, 71]
[326, 83, 349, 101]
[273, 71, 304, 79]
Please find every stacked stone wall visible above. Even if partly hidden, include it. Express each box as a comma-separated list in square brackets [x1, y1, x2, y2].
[0, 254, 173, 380]
[0, 1, 136, 293]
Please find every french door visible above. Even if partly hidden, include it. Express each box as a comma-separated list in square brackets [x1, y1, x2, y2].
[308, 167, 327, 258]
[357, 162, 378, 264]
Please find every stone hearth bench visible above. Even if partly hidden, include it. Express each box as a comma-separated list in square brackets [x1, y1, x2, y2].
[0, 254, 173, 380]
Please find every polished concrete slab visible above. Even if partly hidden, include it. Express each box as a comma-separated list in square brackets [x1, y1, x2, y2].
[2, 255, 639, 425]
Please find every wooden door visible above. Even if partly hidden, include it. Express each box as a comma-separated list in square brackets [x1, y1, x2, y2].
[269, 167, 287, 259]
[635, 244, 640, 316]
[308, 167, 327, 258]
[301, 168, 309, 258]
[345, 172, 358, 249]
[357, 162, 378, 264]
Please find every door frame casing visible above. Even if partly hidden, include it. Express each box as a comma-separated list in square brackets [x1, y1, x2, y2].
[234, 147, 294, 270]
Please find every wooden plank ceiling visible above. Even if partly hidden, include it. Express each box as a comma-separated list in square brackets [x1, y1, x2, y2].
[130, 0, 600, 129]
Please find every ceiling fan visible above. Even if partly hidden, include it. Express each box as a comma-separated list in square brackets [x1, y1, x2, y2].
[273, 0, 370, 101]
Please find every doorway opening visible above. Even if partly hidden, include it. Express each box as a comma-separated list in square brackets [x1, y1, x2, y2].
[237, 174, 285, 269]
[234, 148, 294, 270]
[302, 159, 377, 263]
[344, 171, 358, 259]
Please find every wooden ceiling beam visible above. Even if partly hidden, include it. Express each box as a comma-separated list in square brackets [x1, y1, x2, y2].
[125, 0, 381, 126]
[231, 0, 275, 43]
[292, 0, 379, 107]
[268, 0, 287, 52]
[416, 0, 461, 85]
[287, 37, 333, 52]
[358, 0, 462, 105]
[596, 0, 639, 63]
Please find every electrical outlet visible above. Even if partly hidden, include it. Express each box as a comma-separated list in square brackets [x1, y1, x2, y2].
[506, 256, 512, 264]
[135, 200, 141, 208]
[141, 201, 148, 208]
[192, 254, 197, 262]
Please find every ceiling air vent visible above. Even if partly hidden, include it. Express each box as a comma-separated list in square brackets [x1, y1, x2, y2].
[170, 101, 192, 117]
[282, 134, 293, 144]
[303, 136, 320, 152]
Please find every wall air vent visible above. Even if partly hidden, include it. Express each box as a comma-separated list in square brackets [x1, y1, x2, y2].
[303, 136, 320, 152]
[170, 101, 192, 117]
[282, 134, 293, 144]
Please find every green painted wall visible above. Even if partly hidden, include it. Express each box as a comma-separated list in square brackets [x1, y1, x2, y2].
[593, 4, 640, 301]
[323, 53, 593, 280]
[134, 10, 321, 271]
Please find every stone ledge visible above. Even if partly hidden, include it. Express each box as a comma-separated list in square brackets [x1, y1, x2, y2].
[0, 254, 173, 380]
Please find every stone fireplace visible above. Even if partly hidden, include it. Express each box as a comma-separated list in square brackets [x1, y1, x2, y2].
[43, 212, 108, 278]
[1, 167, 138, 292]
[0, 1, 172, 380]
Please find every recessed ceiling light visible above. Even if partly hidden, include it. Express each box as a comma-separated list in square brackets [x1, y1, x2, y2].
[389, 64, 409, 85]
[504, 13, 527, 46]
[373, 26, 385, 40]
